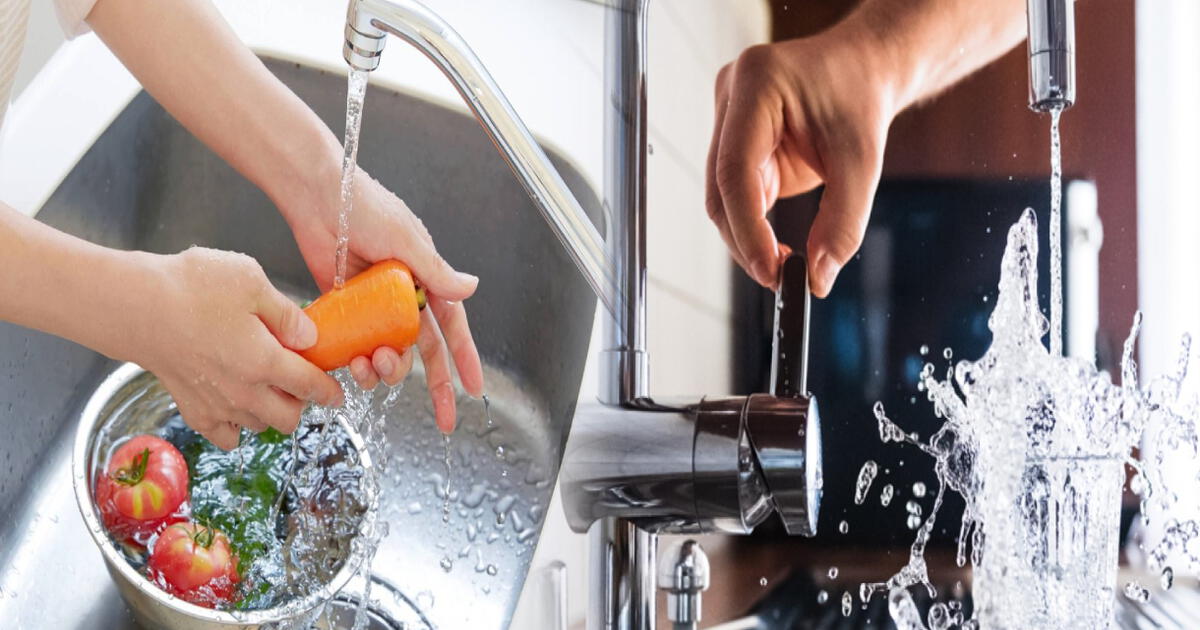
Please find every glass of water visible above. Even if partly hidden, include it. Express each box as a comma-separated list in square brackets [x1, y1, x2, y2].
[972, 455, 1123, 630]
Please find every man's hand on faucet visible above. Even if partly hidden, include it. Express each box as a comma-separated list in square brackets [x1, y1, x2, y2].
[706, 0, 1027, 297]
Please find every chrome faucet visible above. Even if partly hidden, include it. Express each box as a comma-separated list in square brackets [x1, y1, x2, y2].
[1026, 0, 1076, 111]
[343, 1, 822, 629]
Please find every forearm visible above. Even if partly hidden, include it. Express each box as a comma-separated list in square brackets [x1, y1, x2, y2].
[86, 0, 341, 220]
[0, 204, 157, 361]
[830, 0, 1027, 113]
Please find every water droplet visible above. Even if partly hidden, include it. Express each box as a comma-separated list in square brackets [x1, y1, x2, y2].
[440, 556, 453, 572]
[838, 520, 849, 534]
[920, 345, 930, 356]
[759, 576, 768, 587]
[1161, 567, 1174, 591]
[817, 589, 829, 604]
[827, 566, 839, 579]
[912, 481, 927, 498]
[1123, 581, 1150, 603]
[880, 484, 894, 507]
[854, 461, 878, 505]
[841, 591, 852, 616]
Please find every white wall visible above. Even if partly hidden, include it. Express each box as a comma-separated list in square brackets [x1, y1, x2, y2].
[1136, 0, 1200, 574]
[10, 0, 64, 100]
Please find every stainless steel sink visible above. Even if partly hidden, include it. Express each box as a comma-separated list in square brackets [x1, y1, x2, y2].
[0, 57, 599, 629]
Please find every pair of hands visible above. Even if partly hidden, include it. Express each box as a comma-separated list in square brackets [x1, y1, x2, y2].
[139, 169, 481, 450]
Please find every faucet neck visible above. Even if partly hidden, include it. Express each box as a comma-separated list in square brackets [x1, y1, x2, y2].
[600, 0, 651, 405]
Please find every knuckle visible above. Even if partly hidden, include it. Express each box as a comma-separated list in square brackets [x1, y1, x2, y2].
[736, 44, 777, 74]
[713, 155, 749, 195]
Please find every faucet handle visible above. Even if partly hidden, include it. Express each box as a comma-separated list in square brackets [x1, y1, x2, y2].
[770, 252, 811, 398]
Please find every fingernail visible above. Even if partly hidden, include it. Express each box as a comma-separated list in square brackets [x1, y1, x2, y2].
[377, 353, 395, 378]
[455, 271, 479, 291]
[296, 315, 318, 349]
[812, 252, 842, 297]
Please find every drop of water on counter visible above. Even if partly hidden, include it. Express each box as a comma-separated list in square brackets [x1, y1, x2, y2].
[1161, 567, 1174, 591]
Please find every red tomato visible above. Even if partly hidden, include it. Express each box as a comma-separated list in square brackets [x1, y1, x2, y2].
[95, 435, 189, 544]
[148, 522, 240, 607]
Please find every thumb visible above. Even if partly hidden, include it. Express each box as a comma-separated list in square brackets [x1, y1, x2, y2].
[806, 136, 884, 298]
[257, 286, 318, 351]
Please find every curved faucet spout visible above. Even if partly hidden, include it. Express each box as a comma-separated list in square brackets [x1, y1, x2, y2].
[343, 0, 622, 317]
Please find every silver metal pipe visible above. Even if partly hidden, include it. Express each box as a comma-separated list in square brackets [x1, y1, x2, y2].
[343, 0, 623, 316]
[589, 518, 657, 630]
[599, 0, 650, 405]
[1026, 0, 1076, 110]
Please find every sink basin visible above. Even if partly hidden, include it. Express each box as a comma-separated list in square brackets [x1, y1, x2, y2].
[0, 57, 599, 629]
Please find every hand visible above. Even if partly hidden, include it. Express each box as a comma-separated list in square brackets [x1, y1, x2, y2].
[706, 36, 896, 297]
[285, 167, 484, 434]
[131, 247, 344, 450]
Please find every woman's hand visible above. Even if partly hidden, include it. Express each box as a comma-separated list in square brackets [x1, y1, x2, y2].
[284, 167, 484, 434]
[131, 247, 344, 450]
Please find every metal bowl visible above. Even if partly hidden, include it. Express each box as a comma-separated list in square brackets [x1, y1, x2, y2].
[72, 362, 376, 629]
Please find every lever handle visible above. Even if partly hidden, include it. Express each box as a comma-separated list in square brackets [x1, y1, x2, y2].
[770, 253, 811, 398]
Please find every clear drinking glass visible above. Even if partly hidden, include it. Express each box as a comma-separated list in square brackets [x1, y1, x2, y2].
[972, 455, 1123, 630]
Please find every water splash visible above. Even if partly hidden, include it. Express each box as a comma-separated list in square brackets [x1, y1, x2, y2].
[854, 460, 878, 505]
[864, 207, 1200, 628]
[335, 69, 370, 290]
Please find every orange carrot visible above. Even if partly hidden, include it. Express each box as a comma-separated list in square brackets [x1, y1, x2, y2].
[299, 260, 424, 372]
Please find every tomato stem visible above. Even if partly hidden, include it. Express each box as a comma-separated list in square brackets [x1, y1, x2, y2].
[112, 448, 151, 486]
[192, 521, 216, 549]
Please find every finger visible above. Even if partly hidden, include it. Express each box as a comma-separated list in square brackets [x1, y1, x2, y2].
[247, 386, 306, 434]
[268, 349, 345, 407]
[350, 355, 380, 391]
[231, 410, 269, 434]
[805, 134, 884, 298]
[428, 296, 484, 398]
[416, 308, 457, 434]
[205, 422, 241, 451]
[705, 65, 750, 274]
[256, 285, 318, 351]
[715, 61, 783, 288]
[372, 346, 410, 388]
[389, 196, 479, 302]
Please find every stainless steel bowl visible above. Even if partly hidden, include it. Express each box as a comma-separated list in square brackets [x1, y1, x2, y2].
[72, 363, 376, 630]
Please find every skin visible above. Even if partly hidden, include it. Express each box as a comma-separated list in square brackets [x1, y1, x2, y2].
[0, 0, 482, 447]
[707, 0, 1028, 297]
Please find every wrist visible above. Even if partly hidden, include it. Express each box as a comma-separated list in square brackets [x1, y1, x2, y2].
[90, 249, 172, 367]
[271, 128, 343, 228]
[821, 4, 921, 117]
